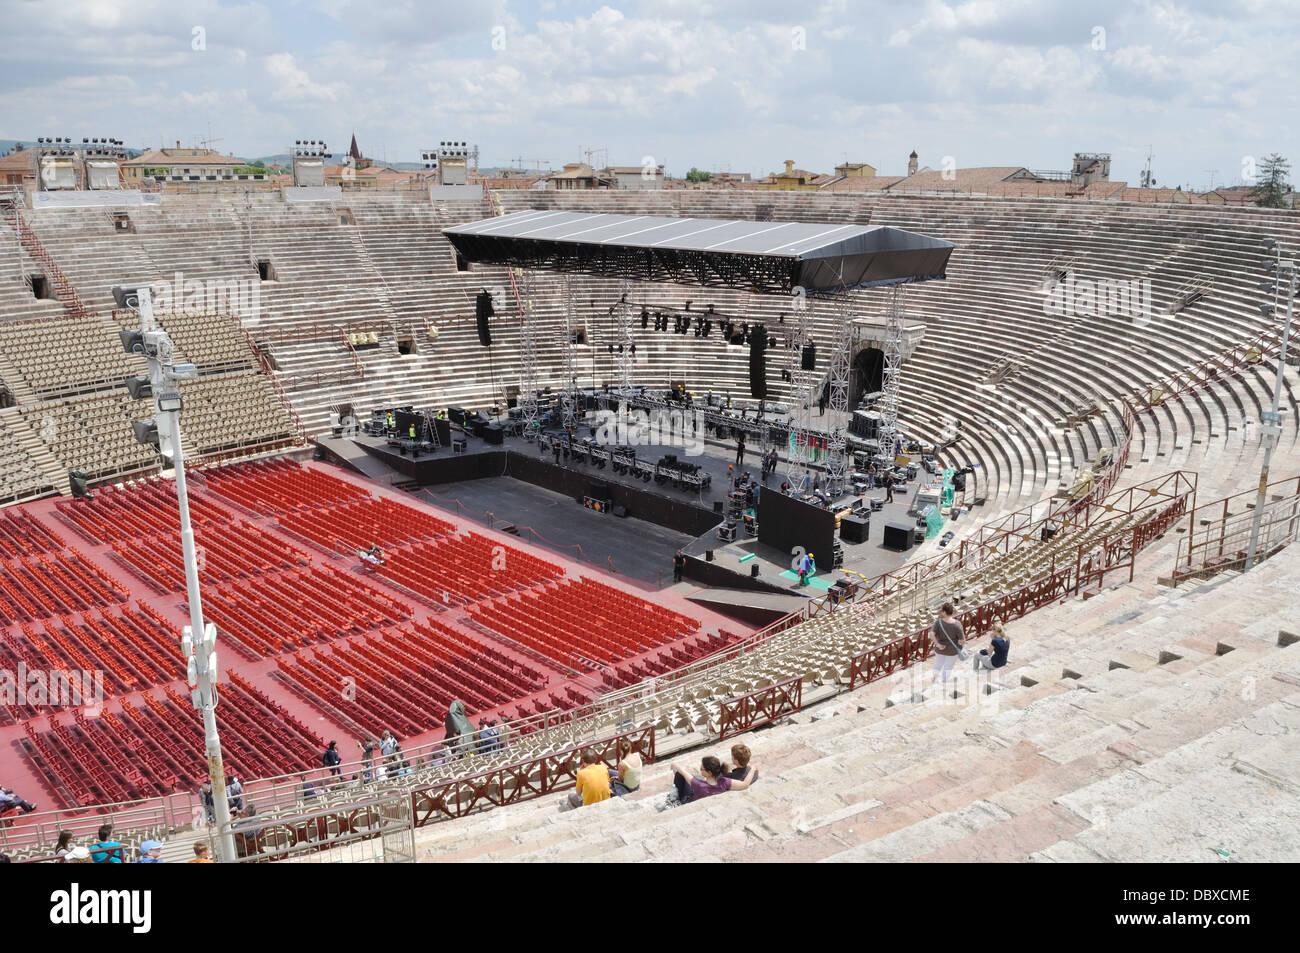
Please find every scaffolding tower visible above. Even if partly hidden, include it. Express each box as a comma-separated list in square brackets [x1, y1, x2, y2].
[518, 269, 540, 438]
[878, 285, 905, 459]
[560, 275, 580, 430]
[615, 280, 635, 396]
[785, 299, 819, 484]
[826, 292, 853, 495]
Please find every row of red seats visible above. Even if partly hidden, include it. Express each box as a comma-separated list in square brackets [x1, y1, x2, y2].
[277, 648, 425, 739]
[203, 565, 412, 659]
[0, 551, 129, 626]
[466, 578, 699, 669]
[599, 631, 743, 691]
[21, 679, 328, 807]
[469, 596, 627, 668]
[202, 457, 372, 514]
[407, 617, 551, 699]
[0, 508, 65, 558]
[371, 534, 563, 606]
[55, 480, 235, 544]
[111, 519, 311, 594]
[564, 577, 701, 630]
[277, 496, 456, 553]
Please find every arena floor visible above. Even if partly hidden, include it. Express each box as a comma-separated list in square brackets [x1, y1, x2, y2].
[0, 458, 753, 812]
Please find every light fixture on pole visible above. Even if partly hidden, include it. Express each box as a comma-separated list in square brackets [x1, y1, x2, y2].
[1244, 239, 1296, 571]
[115, 282, 238, 864]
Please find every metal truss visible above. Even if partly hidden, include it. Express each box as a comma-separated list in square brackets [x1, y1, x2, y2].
[560, 275, 580, 430]
[518, 268, 540, 438]
[826, 292, 853, 495]
[615, 280, 635, 397]
[785, 300, 819, 484]
[878, 285, 905, 459]
[445, 236, 804, 295]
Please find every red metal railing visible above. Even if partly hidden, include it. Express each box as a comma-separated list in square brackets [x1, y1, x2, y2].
[3, 200, 95, 321]
[847, 474, 1195, 690]
[1132, 324, 1288, 411]
[408, 724, 655, 826]
[1172, 473, 1300, 581]
[717, 676, 803, 740]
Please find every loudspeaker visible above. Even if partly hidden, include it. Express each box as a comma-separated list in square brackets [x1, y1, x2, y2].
[475, 290, 494, 347]
[840, 514, 870, 544]
[748, 324, 767, 399]
[482, 424, 504, 445]
[801, 341, 817, 371]
[613, 504, 628, 518]
[714, 500, 724, 514]
[1040, 525, 1056, 543]
[883, 522, 914, 551]
[751, 564, 760, 577]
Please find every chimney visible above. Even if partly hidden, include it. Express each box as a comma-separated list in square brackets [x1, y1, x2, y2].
[908, 151, 918, 176]
[783, 159, 795, 174]
[176, 140, 181, 150]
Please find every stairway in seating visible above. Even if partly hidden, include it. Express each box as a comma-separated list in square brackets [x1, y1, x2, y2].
[342, 213, 402, 328]
[0, 405, 63, 492]
[1, 200, 95, 321]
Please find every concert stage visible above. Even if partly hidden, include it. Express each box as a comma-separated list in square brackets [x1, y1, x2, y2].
[316, 418, 937, 611]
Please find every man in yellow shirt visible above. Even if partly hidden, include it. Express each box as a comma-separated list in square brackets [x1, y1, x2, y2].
[568, 748, 611, 808]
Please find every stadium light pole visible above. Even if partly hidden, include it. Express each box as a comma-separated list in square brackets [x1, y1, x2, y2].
[116, 283, 238, 864]
[1245, 241, 1296, 571]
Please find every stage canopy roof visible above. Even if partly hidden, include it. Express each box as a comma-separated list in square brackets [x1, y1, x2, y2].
[443, 210, 955, 295]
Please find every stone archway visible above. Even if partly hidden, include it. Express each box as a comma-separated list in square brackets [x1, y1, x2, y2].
[850, 346, 884, 410]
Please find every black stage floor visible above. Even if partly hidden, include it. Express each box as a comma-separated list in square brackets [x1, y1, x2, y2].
[320, 420, 941, 604]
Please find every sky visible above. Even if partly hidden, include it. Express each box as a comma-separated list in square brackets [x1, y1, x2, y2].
[1, 0, 1297, 189]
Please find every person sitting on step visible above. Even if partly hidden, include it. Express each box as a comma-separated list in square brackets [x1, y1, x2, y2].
[567, 747, 612, 808]
[666, 754, 754, 807]
[973, 620, 1011, 671]
[722, 744, 758, 785]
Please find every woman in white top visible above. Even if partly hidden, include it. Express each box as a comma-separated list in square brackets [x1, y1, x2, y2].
[609, 739, 643, 796]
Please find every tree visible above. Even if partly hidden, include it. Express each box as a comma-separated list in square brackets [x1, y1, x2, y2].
[1249, 153, 1291, 209]
[685, 167, 711, 183]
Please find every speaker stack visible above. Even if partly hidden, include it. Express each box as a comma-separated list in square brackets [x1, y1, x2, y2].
[749, 324, 767, 399]
[475, 290, 494, 347]
[883, 522, 914, 551]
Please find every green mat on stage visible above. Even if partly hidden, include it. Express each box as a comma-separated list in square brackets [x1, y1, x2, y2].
[778, 570, 834, 591]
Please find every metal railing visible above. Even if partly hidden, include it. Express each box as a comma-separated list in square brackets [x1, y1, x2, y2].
[1173, 474, 1300, 582]
[717, 677, 803, 739]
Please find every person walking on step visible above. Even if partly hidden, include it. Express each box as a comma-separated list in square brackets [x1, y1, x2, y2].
[974, 620, 1011, 672]
[929, 602, 966, 691]
[673, 549, 686, 584]
[322, 740, 342, 778]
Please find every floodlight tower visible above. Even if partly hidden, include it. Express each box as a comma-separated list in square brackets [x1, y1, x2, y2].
[1246, 240, 1297, 570]
[116, 282, 237, 864]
